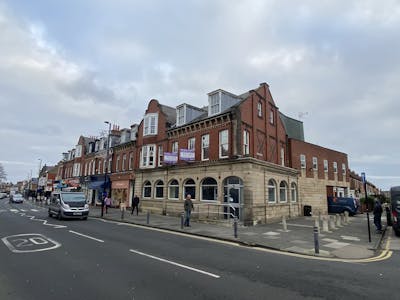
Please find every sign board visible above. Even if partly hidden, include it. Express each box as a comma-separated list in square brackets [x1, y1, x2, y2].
[361, 172, 366, 184]
[180, 149, 195, 161]
[164, 152, 178, 164]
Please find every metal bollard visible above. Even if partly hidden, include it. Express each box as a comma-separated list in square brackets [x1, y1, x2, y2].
[314, 217, 320, 234]
[146, 211, 150, 225]
[181, 212, 184, 229]
[233, 216, 238, 238]
[341, 213, 346, 225]
[344, 211, 349, 223]
[322, 216, 329, 232]
[282, 215, 288, 232]
[329, 215, 336, 230]
[314, 226, 319, 254]
[336, 214, 342, 227]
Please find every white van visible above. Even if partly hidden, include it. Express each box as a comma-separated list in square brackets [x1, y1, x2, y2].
[48, 191, 89, 220]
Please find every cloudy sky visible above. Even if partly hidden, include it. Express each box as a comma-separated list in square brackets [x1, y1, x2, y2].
[0, 0, 399, 190]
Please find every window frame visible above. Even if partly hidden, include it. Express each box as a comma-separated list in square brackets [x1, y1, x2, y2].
[168, 179, 179, 200]
[200, 177, 218, 202]
[143, 181, 152, 198]
[333, 161, 338, 173]
[268, 179, 277, 203]
[291, 182, 297, 202]
[143, 113, 158, 136]
[219, 129, 229, 158]
[188, 137, 195, 150]
[279, 181, 288, 203]
[140, 144, 156, 168]
[257, 102, 262, 117]
[183, 179, 196, 200]
[154, 180, 164, 199]
[201, 134, 210, 161]
[323, 159, 328, 172]
[243, 130, 250, 155]
[300, 154, 306, 169]
[158, 145, 163, 167]
[312, 157, 318, 170]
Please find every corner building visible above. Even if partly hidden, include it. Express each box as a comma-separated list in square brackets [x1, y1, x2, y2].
[134, 83, 300, 225]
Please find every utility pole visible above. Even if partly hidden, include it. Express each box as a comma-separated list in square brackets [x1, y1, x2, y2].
[101, 121, 112, 217]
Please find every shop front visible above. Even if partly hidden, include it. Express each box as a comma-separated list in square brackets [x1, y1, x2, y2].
[84, 175, 110, 205]
[110, 173, 135, 208]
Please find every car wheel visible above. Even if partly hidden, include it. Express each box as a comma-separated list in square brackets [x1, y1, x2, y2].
[82, 217, 88, 220]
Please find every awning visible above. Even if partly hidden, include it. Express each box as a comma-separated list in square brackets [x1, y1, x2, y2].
[88, 181, 105, 190]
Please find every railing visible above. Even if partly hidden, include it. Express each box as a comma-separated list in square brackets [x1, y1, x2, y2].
[191, 202, 241, 224]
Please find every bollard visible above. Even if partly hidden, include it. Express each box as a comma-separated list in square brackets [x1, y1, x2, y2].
[341, 213, 346, 225]
[336, 214, 342, 227]
[314, 217, 320, 234]
[314, 226, 320, 254]
[329, 215, 336, 230]
[322, 216, 329, 232]
[146, 211, 150, 225]
[233, 216, 238, 238]
[181, 212, 184, 229]
[344, 211, 349, 223]
[121, 209, 125, 220]
[282, 215, 288, 232]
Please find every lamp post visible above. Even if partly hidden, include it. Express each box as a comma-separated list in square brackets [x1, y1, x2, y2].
[101, 121, 112, 217]
[37, 158, 42, 200]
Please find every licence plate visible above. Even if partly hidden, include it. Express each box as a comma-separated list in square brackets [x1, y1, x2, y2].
[73, 212, 82, 215]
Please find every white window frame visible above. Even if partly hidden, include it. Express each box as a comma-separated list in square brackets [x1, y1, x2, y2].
[243, 130, 250, 155]
[140, 144, 156, 168]
[300, 154, 306, 169]
[279, 181, 288, 203]
[200, 177, 218, 202]
[143, 113, 158, 136]
[129, 152, 133, 170]
[172, 141, 178, 153]
[257, 102, 262, 117]
[291, 182, 297, 202]
[176, 106, 185, 126]
[219, 129, 229, 158]
[268, 179, 277, 203]
[280, 147, 285, 166]
[143, 181, 152, 198]
[188, 137, 195, 150]
[209, 93, 221, 116]
[269, 110, 274, 125]
[333, 161, 338, 173]
[98, 160, 101, 174]
[75, 145, 82, 158]
[103, 160, 106, 174]
[116, 155, 120, 172]
[154, 180, 164, 199]
[183, 179, 196, 200]
[312, 157, 318, 170]
[168, 179, 179, 200]
[158, 145, 163, 167]
[201, 134, 210, 161]
[122, 154, 127, 171]
[323, 159, 328, 172]
[342, 163, 346, 176]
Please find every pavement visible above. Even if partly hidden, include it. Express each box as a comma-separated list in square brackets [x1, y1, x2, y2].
[87, 204, 388, 260]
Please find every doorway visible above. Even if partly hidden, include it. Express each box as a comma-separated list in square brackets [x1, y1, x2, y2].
[223, 176, 243, 220]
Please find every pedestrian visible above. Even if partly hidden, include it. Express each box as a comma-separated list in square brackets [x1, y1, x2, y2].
[131, 195, 140, 215]
[120, 199, 126, 220]
[183, 194, 194, 227]
[104, 195, 112, 214]
[373, 198, 383, 233]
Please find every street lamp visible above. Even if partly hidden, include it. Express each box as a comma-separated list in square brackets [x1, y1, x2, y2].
[101, 121, 112, 217]
[37, 158, 42, 200]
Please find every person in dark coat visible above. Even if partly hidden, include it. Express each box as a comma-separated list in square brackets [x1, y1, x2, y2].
[184, 194, 194, 227]
[373, 199, 383, 232]
[131, 195, 140, 215]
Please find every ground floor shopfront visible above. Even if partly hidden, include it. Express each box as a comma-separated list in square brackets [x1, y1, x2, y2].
[134, 158, 300, 225]
[109, 173, 135, 207]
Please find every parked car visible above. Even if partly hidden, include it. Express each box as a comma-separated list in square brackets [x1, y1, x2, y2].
[390, 186, 400, 237]
[0, 192, 7, 199]
[10, 193, 24, 203]
[327, 196, 358, 216]
[48, 191, 89, 220]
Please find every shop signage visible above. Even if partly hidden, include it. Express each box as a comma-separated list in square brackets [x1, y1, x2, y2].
[164, 152, 178, 164]
[179, 149, 195, 161]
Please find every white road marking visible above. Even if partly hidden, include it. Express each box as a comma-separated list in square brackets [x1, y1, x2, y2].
[20, 209, 27, 212]
[31, 209, 39, 212]
[129, 249, 220, 278]
[69, 230, 104, 243]
[1, 233, 61, 253]
[0, 209, 6, 213]
[10, 209, 19, 212]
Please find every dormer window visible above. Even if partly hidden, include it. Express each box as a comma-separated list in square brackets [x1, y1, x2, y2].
[143, 113, 158, 136]
[209, 93, 221, 116]
[176, 106, 185, 126]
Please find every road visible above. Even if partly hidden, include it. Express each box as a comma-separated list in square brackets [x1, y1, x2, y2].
[0, 198, 398, 300]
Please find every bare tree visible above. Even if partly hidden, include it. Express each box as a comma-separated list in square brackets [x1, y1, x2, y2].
[0, 163, 7, 182]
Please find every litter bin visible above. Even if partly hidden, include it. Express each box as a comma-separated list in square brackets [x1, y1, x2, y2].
[304, 205, 312, 216]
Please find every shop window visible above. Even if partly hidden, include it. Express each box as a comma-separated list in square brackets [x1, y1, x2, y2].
[201, 177, 217, 201]
[183, 179, 196, 200]
[279, 181, 288, 203]
[155, 180, 164, 199]
[168, 179, 179, 200]
[268, 179, 277, 203]
[143, 181, 151, 198]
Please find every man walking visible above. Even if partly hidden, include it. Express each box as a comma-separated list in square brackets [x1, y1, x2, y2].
[131, 195, 140, 215]
[373, 198, 383, 233]
[184, 194, 194, 227]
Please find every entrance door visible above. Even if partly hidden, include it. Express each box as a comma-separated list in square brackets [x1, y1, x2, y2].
[223, 177, 243, 220]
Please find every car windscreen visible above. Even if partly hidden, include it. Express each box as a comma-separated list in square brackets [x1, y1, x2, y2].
[61, 193, 86, 203]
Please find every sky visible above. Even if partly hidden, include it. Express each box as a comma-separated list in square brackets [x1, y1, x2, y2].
[0, 0, 399, 190]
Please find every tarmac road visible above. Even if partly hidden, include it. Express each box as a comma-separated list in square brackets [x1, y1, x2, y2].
[0, 198, 398, 300]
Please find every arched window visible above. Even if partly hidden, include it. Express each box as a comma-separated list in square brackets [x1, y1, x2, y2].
[168, 179, 179, 200]
[201, 177, 218, 201]
[291, 182, 297, 202]
[268, 179, 277, 203]
[143, 181, 151, 198]
[183, 179, 196, 200]
[155, 180, 164, 199]
[280, 181, 288, 202]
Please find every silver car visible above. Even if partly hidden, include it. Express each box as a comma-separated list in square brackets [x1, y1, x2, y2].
[11, 194, 24, 203]
[48, 192, 89, 220]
